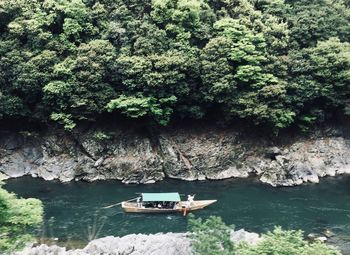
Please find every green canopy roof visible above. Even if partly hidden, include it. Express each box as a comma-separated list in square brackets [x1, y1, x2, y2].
[141, 192, 181, 202]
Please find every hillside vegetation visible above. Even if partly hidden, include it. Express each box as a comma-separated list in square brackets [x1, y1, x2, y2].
[0, 0, 350, 131]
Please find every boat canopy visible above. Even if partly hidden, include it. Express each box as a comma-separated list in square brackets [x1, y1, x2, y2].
[141, 192, 181, 202]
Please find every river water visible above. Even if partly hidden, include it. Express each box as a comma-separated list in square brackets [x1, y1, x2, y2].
[5, 176, 350, 252]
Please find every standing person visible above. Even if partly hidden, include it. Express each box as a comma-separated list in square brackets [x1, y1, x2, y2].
[136, 197, 141, 208]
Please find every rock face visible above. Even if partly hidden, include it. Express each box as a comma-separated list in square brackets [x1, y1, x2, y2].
[1, 124, 350, 186]
[15, 233, 191, 255]
[15, 229, 260, 255]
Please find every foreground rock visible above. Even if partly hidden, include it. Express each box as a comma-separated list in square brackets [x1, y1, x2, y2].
[230, 229, 262, 245]
[16, 233, 190, 255]
[15, 230, 260, 255]
[1, 124, 350, 186]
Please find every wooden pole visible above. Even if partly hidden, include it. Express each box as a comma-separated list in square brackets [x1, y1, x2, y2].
[102, 197, 138, 209]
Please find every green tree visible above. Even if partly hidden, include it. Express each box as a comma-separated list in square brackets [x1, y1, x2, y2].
[43, 39, 117, 127]
[107, 94, 177, 125]
[0, 179, 43, 253]
[285, 0, 350, 49]
[188, 215, 235, 255]
[288, 37, 350, 128]
[201, 17, 294, 129]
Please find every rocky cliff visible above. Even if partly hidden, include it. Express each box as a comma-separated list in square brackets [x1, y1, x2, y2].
[1, 124, 350, 186]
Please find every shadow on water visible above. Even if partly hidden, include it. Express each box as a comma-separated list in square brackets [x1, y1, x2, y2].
[4, 175, 350, 252]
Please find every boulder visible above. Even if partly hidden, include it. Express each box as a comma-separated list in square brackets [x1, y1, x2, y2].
[288, 162, 319, 184]
[15, 245, 71, 255]
[230, 229, 262, 245]
[83, 233, 191, 255]
[14, 233, 191, 255]
[206, 166, 249, 180]
[265, 146, 282, 159]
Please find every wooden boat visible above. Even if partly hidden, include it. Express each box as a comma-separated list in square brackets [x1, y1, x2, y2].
[121, 192, 216, 213]
[122, 200, 217, 213]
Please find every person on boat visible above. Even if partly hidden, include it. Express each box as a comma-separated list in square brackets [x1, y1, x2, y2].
[186, 195, 195, 207]
[136, 197, 141, 208]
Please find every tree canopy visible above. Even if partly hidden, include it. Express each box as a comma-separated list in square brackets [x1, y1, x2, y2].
[1, 0, 350, 130]
[0, 179, 43, 253]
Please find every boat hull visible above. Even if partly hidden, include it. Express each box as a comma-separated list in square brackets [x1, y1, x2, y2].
[121, 200, 217, 213]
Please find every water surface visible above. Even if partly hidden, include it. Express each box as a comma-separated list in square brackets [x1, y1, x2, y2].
[5, 176, 350, 251]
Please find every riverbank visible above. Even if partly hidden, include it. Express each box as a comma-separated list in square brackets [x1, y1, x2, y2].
[1, 123, 350, 186]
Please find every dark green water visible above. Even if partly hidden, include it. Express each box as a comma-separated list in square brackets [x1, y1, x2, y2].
[5, 176, 350, 251]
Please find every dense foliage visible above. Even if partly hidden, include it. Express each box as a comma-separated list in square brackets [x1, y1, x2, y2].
[188, 215, 342, 255]
[0, 0, 350, 130]
[189, 215, 236, 254]
[0, 179, 43, 253]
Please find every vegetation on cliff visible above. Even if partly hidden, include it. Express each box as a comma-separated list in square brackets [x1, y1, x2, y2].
[189, 215, 342, 255]
[0, 0, 350, 131]
[0, 179, 43, 253]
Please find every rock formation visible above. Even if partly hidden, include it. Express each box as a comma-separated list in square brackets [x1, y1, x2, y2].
[1, 124, 349, 186]
[15, 229, 260, 255]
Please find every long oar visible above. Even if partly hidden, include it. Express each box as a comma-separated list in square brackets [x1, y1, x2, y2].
[102, 197, 138, 209]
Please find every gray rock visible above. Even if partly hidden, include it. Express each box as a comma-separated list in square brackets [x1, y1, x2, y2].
[14, 229, 265, 255]
[206, 166, 249, 180]
[265, 146, 282, 159]
[14, 233, 191, 255]
[94, 157, 104, 167]
[1, 126, 350, 187]
[288, 162, 319, 184]
[16, 245, 69, 255]
[0, 151, 33, 178]
[230, 229, 262, 245]
[307, 233, 327, 243]
[83, 233, 191, 255]
[0, 133, 24, 150]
